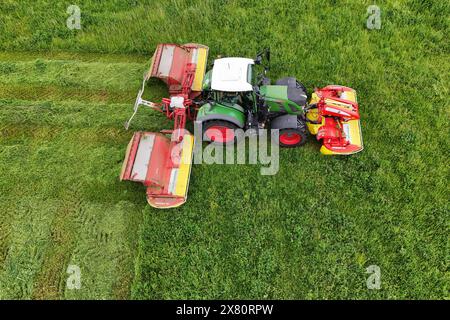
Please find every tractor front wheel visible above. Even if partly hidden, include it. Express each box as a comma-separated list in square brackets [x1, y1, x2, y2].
[278, 128, 307, 148]
[203, 120, 238, 145]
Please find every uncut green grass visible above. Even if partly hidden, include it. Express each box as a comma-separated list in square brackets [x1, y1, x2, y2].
[0, 0, 448, 299]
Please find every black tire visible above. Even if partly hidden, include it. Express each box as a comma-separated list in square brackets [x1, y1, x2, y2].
[278, 128, 307, 148]
[202, 120, 238, 145]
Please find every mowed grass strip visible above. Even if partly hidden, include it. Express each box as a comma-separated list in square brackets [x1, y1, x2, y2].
[0, 85, 136, 104]
[0, 57, 168, 104]
[0, 99, 172, 131]
[0, 80, 155, 299]
[0, 198, 58, 299]
[0, 99, 149, 299]
[0, 59, 145, 91]
[0, 51, 148, 63]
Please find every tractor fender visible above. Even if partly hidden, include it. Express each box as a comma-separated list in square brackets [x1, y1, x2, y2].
[196, 103, 245, 128]
[270, 114, 299, 130]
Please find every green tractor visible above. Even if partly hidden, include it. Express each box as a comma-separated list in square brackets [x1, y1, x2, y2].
[122, 43, 362, 208]
[197, 49, 309, 147]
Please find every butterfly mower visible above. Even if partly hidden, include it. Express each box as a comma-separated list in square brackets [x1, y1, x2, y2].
[120, 43, 363, 208]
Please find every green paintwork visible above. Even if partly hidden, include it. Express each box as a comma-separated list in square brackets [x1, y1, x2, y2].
[260, 85, 303, 115]
[201, 63, 302, 119]
[196, 102, 246, 127]
[260, 85, 288, 100]
[202, 69, 212, 90]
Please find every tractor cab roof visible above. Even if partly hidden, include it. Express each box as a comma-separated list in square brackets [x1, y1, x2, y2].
[211, 58, 254, 92]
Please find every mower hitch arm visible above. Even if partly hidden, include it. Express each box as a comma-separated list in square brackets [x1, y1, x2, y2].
[125, 75, 162, 130]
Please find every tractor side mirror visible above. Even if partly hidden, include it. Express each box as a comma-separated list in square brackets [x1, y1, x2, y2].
[255, 48, 270, 64]
[264, 48, 270, 72]
[255, 48, 270, 76]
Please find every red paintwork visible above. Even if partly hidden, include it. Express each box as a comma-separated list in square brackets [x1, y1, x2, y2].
[144, 133, 171, 188]
[324, 143, 361, 154]
[122, 44, 205, 207]
[149, 44, 203, 100]
[205, 126, 235, 143]
[280, 132, 302, 145]
[314, 85, 361, 154]
[317, 117, 346, 144]
[146, 191, 186, 208]
[121, 132, 142, 181]
[315, 85, 359, 121]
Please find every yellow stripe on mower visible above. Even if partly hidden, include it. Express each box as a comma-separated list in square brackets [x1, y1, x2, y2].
[192, 47, 209, 92]
[174, 133, 194, 198]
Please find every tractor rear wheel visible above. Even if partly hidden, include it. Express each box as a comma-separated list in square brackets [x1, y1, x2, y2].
[203, 120, 238, 145]
[278, 128, 307, 148]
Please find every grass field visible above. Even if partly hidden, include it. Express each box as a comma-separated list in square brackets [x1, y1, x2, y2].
[0, 0, 448, 299]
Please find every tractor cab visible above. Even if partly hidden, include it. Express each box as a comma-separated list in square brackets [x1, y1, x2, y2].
[202, 57, 257, 110]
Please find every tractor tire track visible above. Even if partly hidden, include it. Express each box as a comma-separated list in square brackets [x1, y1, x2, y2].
[31, 200, 78, 299]
[0, 199, 57, 299]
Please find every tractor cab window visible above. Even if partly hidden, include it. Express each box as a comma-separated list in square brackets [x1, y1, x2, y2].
[213, 90, 254, 111]
[216, 91, 239, 105]
[247, 64, 254, 85]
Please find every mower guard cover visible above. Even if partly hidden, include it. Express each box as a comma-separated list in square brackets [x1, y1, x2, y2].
[121, 43, 208, 208]
[120, 131, 194, 208]
[146, 43, 209, 97]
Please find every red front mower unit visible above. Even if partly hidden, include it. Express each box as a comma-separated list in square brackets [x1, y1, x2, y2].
[120, 43, 209, 208]
[306, 85, 363, 155]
